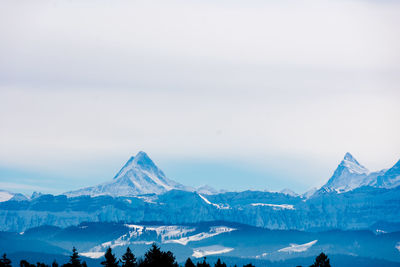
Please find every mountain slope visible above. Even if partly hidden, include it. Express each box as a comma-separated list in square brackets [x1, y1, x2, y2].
[320, 152, 389, 193]
[375, 160, 400, 189]
[65, 151, 189, 197]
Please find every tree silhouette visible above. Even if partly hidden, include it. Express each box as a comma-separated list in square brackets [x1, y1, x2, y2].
[310, 252, 330, 267]
[63, 247, 82, 267]
[196, 258, 210, 267]
[141, 243, 178, 267]
[121, 247, 136, 267]
[0, 254, 12, 267]
[52, 260, 58, 267]
[184, 258, 195, 267]
[243, 264, 255, 267]
[101, 248, 119, 267]
[214, 259, 226, 267]
[20, 260, 35, 267]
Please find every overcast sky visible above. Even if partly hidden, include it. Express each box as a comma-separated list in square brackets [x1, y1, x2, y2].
[0, 0, 399, 195]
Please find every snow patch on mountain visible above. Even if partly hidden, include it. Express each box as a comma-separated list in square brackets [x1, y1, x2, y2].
[278, 240, 318, 253]
[83, 224, 236, 257]
[80, 252, 104, 259]
[164, 226, 236, 245]
[192, 245, 234, 258]
[251, 203, 295, 210]
[198, 194, 230, 209]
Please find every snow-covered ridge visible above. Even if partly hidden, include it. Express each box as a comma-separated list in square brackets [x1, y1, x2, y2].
[198, 194, 230, 209]
[278, 240, 318, 253]
[192, 245, 234, 258]
[251, 203, 295, 210]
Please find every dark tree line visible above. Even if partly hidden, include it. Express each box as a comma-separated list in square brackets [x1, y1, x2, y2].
[0, 245, 330, 267]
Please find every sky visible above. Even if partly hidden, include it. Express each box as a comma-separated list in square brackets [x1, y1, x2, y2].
[0, 0, 399, 195]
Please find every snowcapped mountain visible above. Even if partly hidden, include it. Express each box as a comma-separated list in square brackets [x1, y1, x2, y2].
[375, 160, 400, 189]
[65, 151, 190, 197]
[321, 152, 381, 193]
[0, 190, 29, 202]
[301, 187, 317, 199]
[318, 152, 400, 194]
[280, 188, 298, 197]
[196, 185, 219, 195]
[0, 190, 14, 202]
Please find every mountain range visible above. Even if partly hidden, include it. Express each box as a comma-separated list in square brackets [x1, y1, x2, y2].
[62, 151, 400, 199]
[1, 151, 400, 265]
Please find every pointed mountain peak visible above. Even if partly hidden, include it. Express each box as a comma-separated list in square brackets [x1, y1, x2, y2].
[113, 151, 157, 179]
[339, 152, 369, 174]
[133, 151, 155, 167]
[344, 152, 357, 162]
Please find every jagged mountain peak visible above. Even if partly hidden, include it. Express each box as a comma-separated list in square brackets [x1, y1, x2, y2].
[320, 153, 371, 193]
[65, 151, 189, 197]
[339, 152, 369, 175]
[113, 151, 159, 179]
[343, 152, 358, 163]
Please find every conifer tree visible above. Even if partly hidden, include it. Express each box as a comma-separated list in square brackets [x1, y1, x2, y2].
[243, 264, 255, 267]
[69, 247, 82, 267]
[0, 254, 12, 267]
[310, 252, 330, 267]
[196, 258, 210, 267]
[101, 248, 119, 267]
[184, 258, 195, 267]
[121, 247, 136, 267]
[141, 243, 178, 267]
[21, 260, 34, 267]
[214, 259, 226, 267]
[52, 260, 58, 267]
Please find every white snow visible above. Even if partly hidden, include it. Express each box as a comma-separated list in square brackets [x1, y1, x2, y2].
[84, 224, 236, 256]
[81, 252, 105, 259]
[198, 194, 230, 209]
[164, 226, 236, 245]
[146, 225, 196, 241]
[278, 240, 318, 253]
[192, 245, 234, 258]
[0, 190, 14, 202]
[375, 229, 387, 235]
[251, 203, 295, 210]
